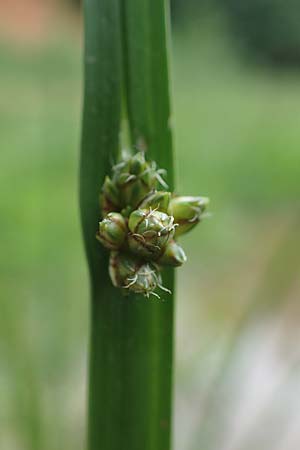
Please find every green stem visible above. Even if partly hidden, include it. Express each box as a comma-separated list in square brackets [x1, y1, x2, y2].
[122, 2, 175, 448]
[80, 0, 174, 449]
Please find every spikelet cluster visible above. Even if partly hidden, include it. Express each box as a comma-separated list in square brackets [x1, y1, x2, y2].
[97, 151, 209, 299]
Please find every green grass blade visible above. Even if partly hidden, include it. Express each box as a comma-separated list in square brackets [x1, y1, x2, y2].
[123, 0, 174, 181]
[81, 0, 174, 449]
[80, 0, 122, 282]
[122, 1, 175, 449]
[80, 0, 123, 449]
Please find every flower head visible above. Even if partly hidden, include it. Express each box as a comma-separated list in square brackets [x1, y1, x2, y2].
[158, 240, 187, 267]
[97, 212, 127, 250]
[111, 152, 168, 209]
[97, 151, 209, 300]
[100, 176, 121, 216]
[138, 190, 171, 213]
[128, 208, 176, 259]
[168, 196, 209, 236]
[109, 252, 170, 299]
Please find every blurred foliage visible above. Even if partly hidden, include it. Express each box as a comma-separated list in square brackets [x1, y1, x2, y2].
[64, 0, 81, 8]
[222, 0, 300, 65]
[172, 0, 300, 66]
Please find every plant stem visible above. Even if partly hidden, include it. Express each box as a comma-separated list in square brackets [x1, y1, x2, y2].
[80, 0, 174, 449]
[80, 0, 123, 448]
[122, 2, 175, 448]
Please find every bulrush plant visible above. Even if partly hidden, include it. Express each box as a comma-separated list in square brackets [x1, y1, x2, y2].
[97, 151, 209, 298]
[79, 0, 209, 449]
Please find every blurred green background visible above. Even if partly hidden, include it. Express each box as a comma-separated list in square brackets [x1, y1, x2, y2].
[1, 1, 300, 449]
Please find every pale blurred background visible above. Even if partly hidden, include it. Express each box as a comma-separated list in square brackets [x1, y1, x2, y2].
[1, 1, 300, 449]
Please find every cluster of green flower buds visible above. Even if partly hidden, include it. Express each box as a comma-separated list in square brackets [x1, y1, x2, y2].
[100, 151, 168, 216]
[97, 151, 209, 299]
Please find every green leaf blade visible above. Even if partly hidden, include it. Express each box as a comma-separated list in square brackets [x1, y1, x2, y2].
[81, 0, 175, 449]
[122, 1, 175, 449]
